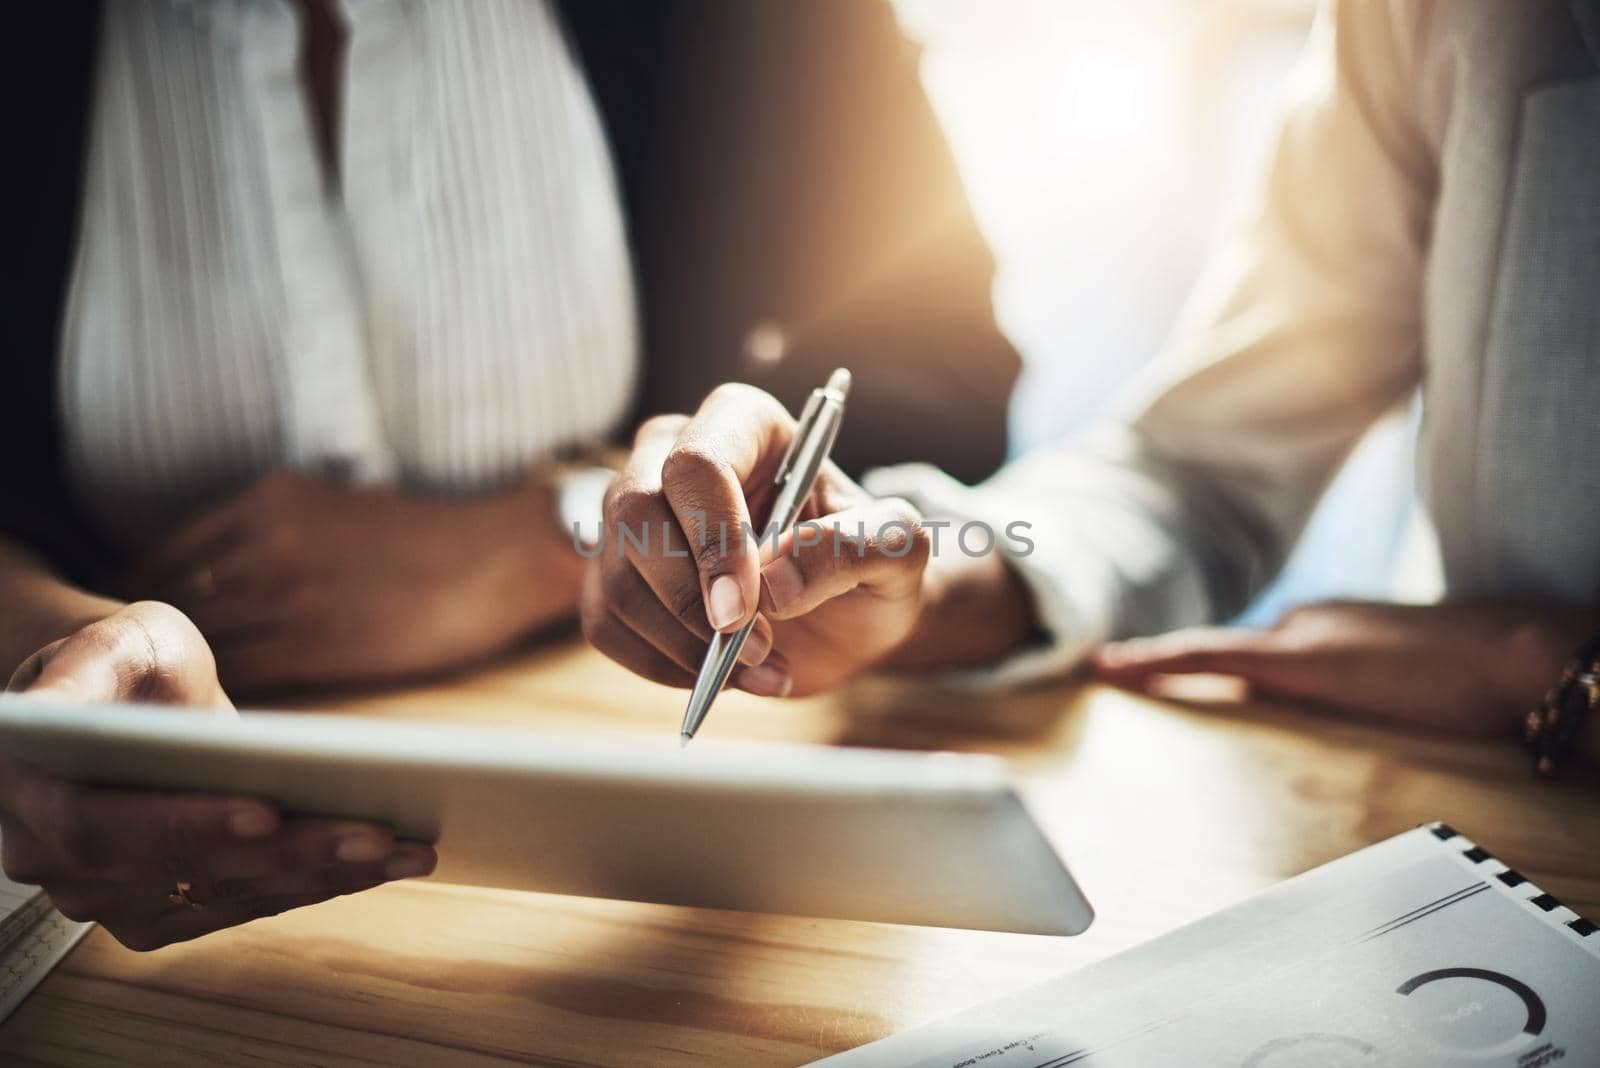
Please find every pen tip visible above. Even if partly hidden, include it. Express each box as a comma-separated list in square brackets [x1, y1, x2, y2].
[826, 367, 852, 398]
[679, 732, 692, 749]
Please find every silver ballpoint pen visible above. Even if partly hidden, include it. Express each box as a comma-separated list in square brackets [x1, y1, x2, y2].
[679, 368, 852, 745]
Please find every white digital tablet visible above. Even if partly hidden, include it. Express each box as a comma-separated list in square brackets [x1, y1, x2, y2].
[0, 699, 1093, 936]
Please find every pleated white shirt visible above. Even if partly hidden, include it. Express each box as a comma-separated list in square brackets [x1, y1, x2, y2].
[61, 0, 637, 548]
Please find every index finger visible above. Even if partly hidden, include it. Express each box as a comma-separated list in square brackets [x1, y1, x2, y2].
[121, 492, 254, 594]
[660, 384, 794, 633]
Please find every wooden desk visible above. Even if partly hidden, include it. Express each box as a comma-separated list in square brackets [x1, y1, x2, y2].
[2, 642, 1596, 1066]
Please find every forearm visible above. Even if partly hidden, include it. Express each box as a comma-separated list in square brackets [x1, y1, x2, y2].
[0, 537, 122, 679]
[490, 474, 587, 631]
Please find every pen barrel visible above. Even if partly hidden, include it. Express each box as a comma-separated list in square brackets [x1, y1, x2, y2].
[681, 620, 758, 738]
[765, 396, 844, 536]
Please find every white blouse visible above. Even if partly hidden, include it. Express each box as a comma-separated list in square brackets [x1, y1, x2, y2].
[61, 0, 638, 548]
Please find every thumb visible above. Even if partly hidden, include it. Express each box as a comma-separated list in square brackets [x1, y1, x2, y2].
[6, 636, 70, 695]
[758, 498, 930, 620]
[13, 604, 231, 710]
[11, 634, 127, 704]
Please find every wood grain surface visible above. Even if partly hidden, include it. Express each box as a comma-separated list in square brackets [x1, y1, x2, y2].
[1, 640, 1595, 1066]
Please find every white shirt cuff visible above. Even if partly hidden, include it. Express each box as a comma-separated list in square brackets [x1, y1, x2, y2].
[863, 463, 1114, 689]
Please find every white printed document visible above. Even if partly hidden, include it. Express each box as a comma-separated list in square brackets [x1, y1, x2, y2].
[0, 835, 90, 1022]
[815, 824, 1599, 1067]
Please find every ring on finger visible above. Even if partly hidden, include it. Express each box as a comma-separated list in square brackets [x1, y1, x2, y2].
[168, 880, 204, 911]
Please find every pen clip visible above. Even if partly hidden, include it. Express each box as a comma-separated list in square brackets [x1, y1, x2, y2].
[775, 391, 825, 487]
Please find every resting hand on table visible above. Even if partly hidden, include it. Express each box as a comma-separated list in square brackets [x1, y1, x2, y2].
[1, 600, 435, 950]
[122, 469, 583, 694]
[1093, 600, 1596, 738]
[582, 384, 934, 698]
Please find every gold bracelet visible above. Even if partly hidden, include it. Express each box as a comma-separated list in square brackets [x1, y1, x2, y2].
[1525, 632, 1600, 777]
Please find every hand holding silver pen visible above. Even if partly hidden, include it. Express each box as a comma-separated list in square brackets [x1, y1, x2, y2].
[581, 370, 934, 736]
[680, 369, 853, 743]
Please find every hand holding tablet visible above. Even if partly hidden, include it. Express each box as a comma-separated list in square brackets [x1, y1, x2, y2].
[0, 697, 1092, 939]
[0, 602, 435, 951]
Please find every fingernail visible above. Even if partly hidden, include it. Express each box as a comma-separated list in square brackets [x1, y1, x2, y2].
[228, 803, 278, 839]
[739, 662, 793, 698]
[384, 844, 436, 880]
[738, 626, 771, 667]
[762, 557, 804, 613]
[707, 574, 745, 630]
[336, 831, 391, 864]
